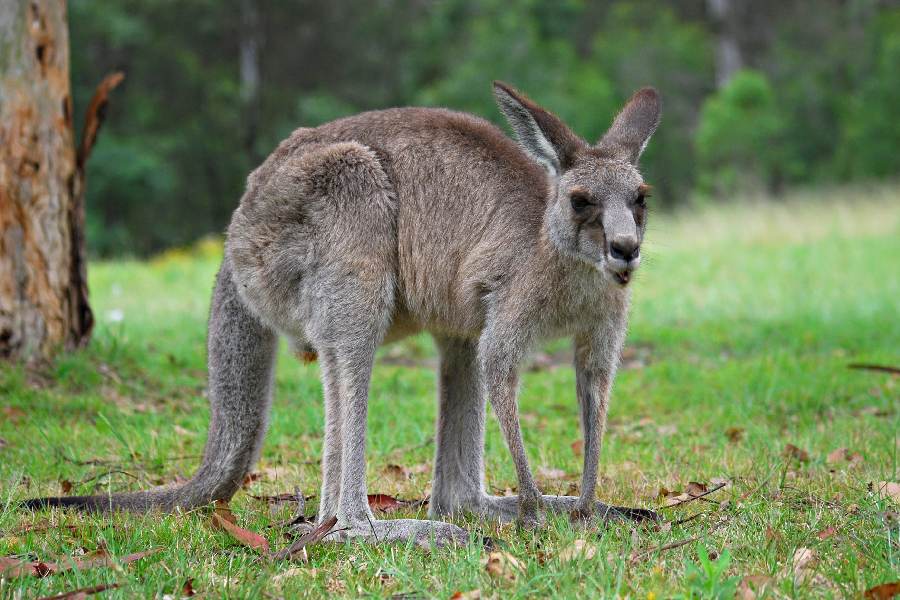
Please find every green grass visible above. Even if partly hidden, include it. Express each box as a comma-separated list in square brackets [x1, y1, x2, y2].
[2, 185, 899, 598]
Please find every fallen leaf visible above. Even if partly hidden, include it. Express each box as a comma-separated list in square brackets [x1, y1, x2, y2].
[783, 444, 810, 463]
[816, 527, 837, 540]
[571, 439, 584, 456]
[827, 448, 849, 464]
[181, 578, 196, 596]
[2, 406, 26, 423]
[685, 482, 709, 496]
[791, 547, 817, 580]
[558, 539, 597, 562]
[384, 463, 430, 478]
[367, 494, 408, 513]
[725, 427, 745, 442]
[482, 551, 523, 582]
[0, 549, 159, 578]
[449, 590, 482, 599]
[272, 567, 311, 585]
[60, 480, 74, 494]
[864, 581, 900, 600]
[211, 510, 270, 554]
[874, 482, 900, 504]
[213, 500, 238, 525]
[261, 466, 290, 481]
[173, 425, 194, 437]
[537, 466, 567, 480]
[34, 583, 119, 599]
[737, 575, 772, 600]
[273, 516, 338, 561]
[242, 472, 261, 488]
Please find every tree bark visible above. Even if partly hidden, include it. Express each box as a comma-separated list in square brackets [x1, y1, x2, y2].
[0, 0, 119, 361]
[707, 0, 744, 88]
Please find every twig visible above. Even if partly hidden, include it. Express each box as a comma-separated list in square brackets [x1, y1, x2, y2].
[36, 583, 119, 600]
[848, 363, 900, 375]
[671, 512, 706, 527]
[273, 515, 339, 561]
[660, 482, 727, 509]
[630, 535, 702, 563]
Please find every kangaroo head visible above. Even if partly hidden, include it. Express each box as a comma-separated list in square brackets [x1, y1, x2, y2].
[494, 82, 661, 286]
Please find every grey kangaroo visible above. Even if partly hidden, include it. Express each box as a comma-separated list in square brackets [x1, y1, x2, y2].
[24, 81, 661, 547]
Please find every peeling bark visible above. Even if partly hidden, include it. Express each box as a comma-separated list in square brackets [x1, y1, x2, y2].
[0, 1, 121, 361]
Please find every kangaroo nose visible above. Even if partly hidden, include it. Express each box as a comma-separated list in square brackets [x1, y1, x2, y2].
[609, 238, 640, 262]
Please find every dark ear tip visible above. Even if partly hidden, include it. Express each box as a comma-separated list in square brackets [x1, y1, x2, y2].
[634, 87, 662, 107]
[492, 80, 514, 95]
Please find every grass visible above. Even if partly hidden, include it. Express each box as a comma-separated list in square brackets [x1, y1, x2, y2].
[1, 185, 899, 598]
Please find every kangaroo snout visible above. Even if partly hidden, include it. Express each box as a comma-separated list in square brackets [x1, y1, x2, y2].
[607, 236, 640, 284]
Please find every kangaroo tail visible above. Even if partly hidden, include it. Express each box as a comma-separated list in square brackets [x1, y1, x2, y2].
[22, 258, 278, 513]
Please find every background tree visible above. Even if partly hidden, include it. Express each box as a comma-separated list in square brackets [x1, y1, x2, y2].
[0, 0, 120, 360]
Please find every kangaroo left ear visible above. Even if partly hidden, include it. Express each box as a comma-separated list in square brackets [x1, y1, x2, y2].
[596, 88, 661, 165]
[493, 81, 585, 176]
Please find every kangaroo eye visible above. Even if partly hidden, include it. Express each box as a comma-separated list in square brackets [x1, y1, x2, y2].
[570, 192, 592, 213]
[635, 194, 646, 208]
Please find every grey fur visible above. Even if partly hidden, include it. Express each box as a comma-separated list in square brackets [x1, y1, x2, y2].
[23, 82, 661, 547]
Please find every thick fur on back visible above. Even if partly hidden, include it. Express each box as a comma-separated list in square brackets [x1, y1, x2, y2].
[227, 108, 624, 345]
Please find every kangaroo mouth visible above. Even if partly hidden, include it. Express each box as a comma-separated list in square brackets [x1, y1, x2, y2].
[612, 270, 631, 285]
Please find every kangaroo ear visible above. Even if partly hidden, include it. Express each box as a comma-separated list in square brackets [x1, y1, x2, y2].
[597, 88, 661, 165]
[493, 81, 584, 176]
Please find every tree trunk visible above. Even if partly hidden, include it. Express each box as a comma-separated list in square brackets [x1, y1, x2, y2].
[0, 0, 119, 361]
[707, 0, 743, 87]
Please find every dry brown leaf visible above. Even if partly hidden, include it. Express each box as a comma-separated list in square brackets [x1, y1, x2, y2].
[816, 527, 837, 540]
[384, 463, 429, 478]
[211, 510, 270, 554]
[558, 539, 597, 562]
[875, 482, 900, 504]
[537, 466, 567, 480]
[367, 493, 408, 513]
[864, 581, 900, 600]
[273, 516, 338, 561]
[242, 472, 262, 488]
[685, 482, 709, 496]
[34, 582, 119, 599]
[181, 578, 196, 597]
[657, 424, 678, 436]
[725, 427, 745, 442]
[483, 551, 523, 581]
[791, 547, 817, 579]
[827, 448, 849, 464]
[60, 480, 74, 494]
[736, 575, 772, 600]
[0, 549, 159, 579]
[783, 444, 810, 462]
[272, 567, 312, 585]
[213, 500, 238, 525]
[1, 406, 26, 423]
[449, 590, 482, 599]
[571, 439, 584, 456]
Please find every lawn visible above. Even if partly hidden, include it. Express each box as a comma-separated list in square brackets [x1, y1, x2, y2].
[1, 185, 898, 598]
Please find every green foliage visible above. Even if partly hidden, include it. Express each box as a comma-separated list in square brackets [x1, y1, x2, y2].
[834, 9, 900, 179]
[64, 1, 899, 256]
[695, 71, 787, 194]
[681, 547, 741, 599]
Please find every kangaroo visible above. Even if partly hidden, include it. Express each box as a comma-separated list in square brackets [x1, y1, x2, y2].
[24, 82, 661, 547]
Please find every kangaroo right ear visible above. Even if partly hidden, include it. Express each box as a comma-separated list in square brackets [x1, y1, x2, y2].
[596, 88, 661, 165]
[493, 81, 583, 176]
